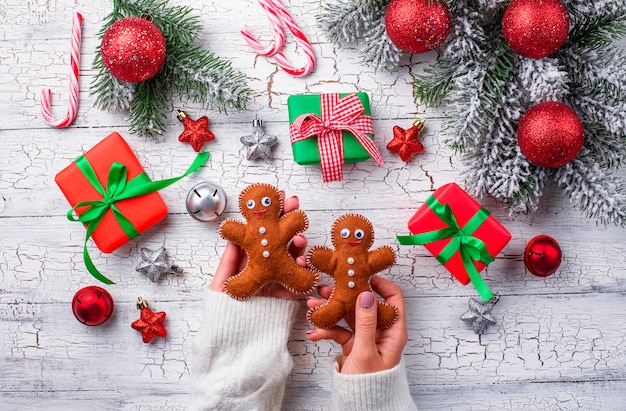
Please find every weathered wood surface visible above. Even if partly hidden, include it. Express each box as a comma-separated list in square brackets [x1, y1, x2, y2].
[1, 0, 625, 409]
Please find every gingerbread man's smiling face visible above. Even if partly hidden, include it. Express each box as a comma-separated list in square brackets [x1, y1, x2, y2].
[238, 184, 283, 221]
[330, 214, 375, 252]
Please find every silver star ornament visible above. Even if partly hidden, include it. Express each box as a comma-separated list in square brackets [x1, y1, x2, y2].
[135, 247, 182, 282]
[240, 116, 277, 161]
[460, 294, 500, 334]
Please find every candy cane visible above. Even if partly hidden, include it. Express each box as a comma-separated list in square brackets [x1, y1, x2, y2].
[241, 0, 286, 57]
[270, 0, 316, 77]
[242, 0, 316, 77]
[41, 12, 83, 128]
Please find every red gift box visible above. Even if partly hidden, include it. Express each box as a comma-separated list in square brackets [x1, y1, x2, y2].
[55, 132, 167, 253]
[403, 183, 511, 286]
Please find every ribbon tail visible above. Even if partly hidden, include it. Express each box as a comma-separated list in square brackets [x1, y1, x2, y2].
[82, 215, 115, 284]
[460, 248, 493, 301]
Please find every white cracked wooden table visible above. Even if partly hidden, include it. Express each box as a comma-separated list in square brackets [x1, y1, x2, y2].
[1, 1, 625, 410]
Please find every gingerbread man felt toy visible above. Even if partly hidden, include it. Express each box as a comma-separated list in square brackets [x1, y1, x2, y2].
[306, 213, 398, 329]
[219, 183, 319, 300]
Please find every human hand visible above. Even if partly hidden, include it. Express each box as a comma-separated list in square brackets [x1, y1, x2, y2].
[305, 275, 409, 374]
[209, 192, 308, 300]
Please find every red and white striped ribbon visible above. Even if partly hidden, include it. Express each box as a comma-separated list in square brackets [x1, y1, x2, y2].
[289, 93, 383, 182]
[41, 12, 83, 128]
[242, 0, 315, 77]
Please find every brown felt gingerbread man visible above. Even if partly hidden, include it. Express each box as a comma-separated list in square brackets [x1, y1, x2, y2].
[219, 183, 319, 300]
[306, 213, 398, 329]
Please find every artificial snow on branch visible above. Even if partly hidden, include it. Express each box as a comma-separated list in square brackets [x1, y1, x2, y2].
[91, 0, 251, 136]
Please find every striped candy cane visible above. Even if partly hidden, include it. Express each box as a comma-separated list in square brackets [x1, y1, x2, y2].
[270, 0, 315, 77]
[241, 0, 286, 57]
[242, 0, 316, 77]
[41, 12, 83, 128]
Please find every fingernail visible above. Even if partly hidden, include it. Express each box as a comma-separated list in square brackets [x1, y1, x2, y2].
[360, 292, 375, 309]
[306, 330, 315, 336]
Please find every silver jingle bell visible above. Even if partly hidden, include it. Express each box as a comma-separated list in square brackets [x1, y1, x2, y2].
[186, 181, 228, 222]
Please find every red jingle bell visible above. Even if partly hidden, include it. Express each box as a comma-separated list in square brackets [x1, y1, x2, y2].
[72, 286, 115, 326]
[524, 235, 562, 277]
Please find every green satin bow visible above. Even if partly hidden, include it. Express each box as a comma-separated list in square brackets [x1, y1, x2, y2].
[67, 152, 210, 284]
[397, 195, 495, 301]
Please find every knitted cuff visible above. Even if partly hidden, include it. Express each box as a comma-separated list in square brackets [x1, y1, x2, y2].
[200, 289, 300, 350]
[331, 357, 417, 411]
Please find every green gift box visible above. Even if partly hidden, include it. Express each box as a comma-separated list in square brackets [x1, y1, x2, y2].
[288, 92, 382, 182]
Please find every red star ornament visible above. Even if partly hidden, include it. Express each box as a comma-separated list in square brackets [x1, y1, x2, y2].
[177, 110, 215, 152]
[387, 119, 426, 162]
[131, 297, 167, 343]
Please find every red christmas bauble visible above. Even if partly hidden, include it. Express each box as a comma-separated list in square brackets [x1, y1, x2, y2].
[502, 0, 570, 59]
[72, 286, 114, 326]
[517, 101, 584, 168]
[100, 17, 167, 83]
[384, 0, 451, 54]
[524, 235, 562, 277]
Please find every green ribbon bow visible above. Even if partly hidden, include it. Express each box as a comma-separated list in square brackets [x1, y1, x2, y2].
[67, 152, 210, 284]
[397, 195, 495, 301]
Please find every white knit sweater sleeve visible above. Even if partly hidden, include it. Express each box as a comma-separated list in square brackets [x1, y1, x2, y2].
[331, 357, 418, 411]
[189, 289, 300, 411]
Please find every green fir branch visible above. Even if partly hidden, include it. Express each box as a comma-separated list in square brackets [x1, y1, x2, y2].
[317, 0, 374, 44]
[555, 148, 626, 226]
[90, 0, 250, 136]
[413, 61, 459, 108]
[169, 47, 251, 112]
[581, 123, 626, 169]
[128, 74, 170, 136]
[568, 9, 626, 49]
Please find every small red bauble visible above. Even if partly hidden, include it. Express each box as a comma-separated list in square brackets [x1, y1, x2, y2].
[384, 0, 451, 54]
[524, 235, 562, 277]
[517, 101, 584, 168]
[502, 0, 570, 59]
[100, 17, 167, 83]
[72, 286, 114, 326]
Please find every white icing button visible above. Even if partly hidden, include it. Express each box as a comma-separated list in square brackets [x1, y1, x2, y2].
[261, 239, 268, 246]
[348, 281, 355, 288]
[347, 257, 354, 264]
[262, 251, 270, 258]
[348, 269, 355, 277]
[259, 226, 266, 234]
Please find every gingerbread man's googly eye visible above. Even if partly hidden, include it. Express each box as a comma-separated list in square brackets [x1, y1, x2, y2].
[354, 229, 365, 240]
[261, 196, 271, 207]
[246, 199, 256, 209]
[340, 228, 350, 238]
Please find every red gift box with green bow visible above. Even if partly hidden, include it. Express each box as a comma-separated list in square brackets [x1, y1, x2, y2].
[397, 183, 511, 301]
[55, 132, 209, 284]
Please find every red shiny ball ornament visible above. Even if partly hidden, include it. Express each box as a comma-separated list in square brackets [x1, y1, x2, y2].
[517, 101, 584, 168]
[502, 0, 570, 59]
[524, 235, 562, 277]
[100, 17, 167, 83]
[384, 0, 451, 54]
[72, 286, 114, 326]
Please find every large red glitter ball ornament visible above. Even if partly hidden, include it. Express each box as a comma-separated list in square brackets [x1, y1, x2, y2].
[100, 17, 167, 83]
[502, 0, 570, 59]
[72, 286, 114, 326]
[517, 101, 584, 168]
[524, 235, 562, 277]
[384, 0, 451, 54]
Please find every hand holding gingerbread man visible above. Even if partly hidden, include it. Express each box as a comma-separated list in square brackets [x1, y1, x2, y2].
[219, 183, 319, 300]
[306, 213, 398, 329]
